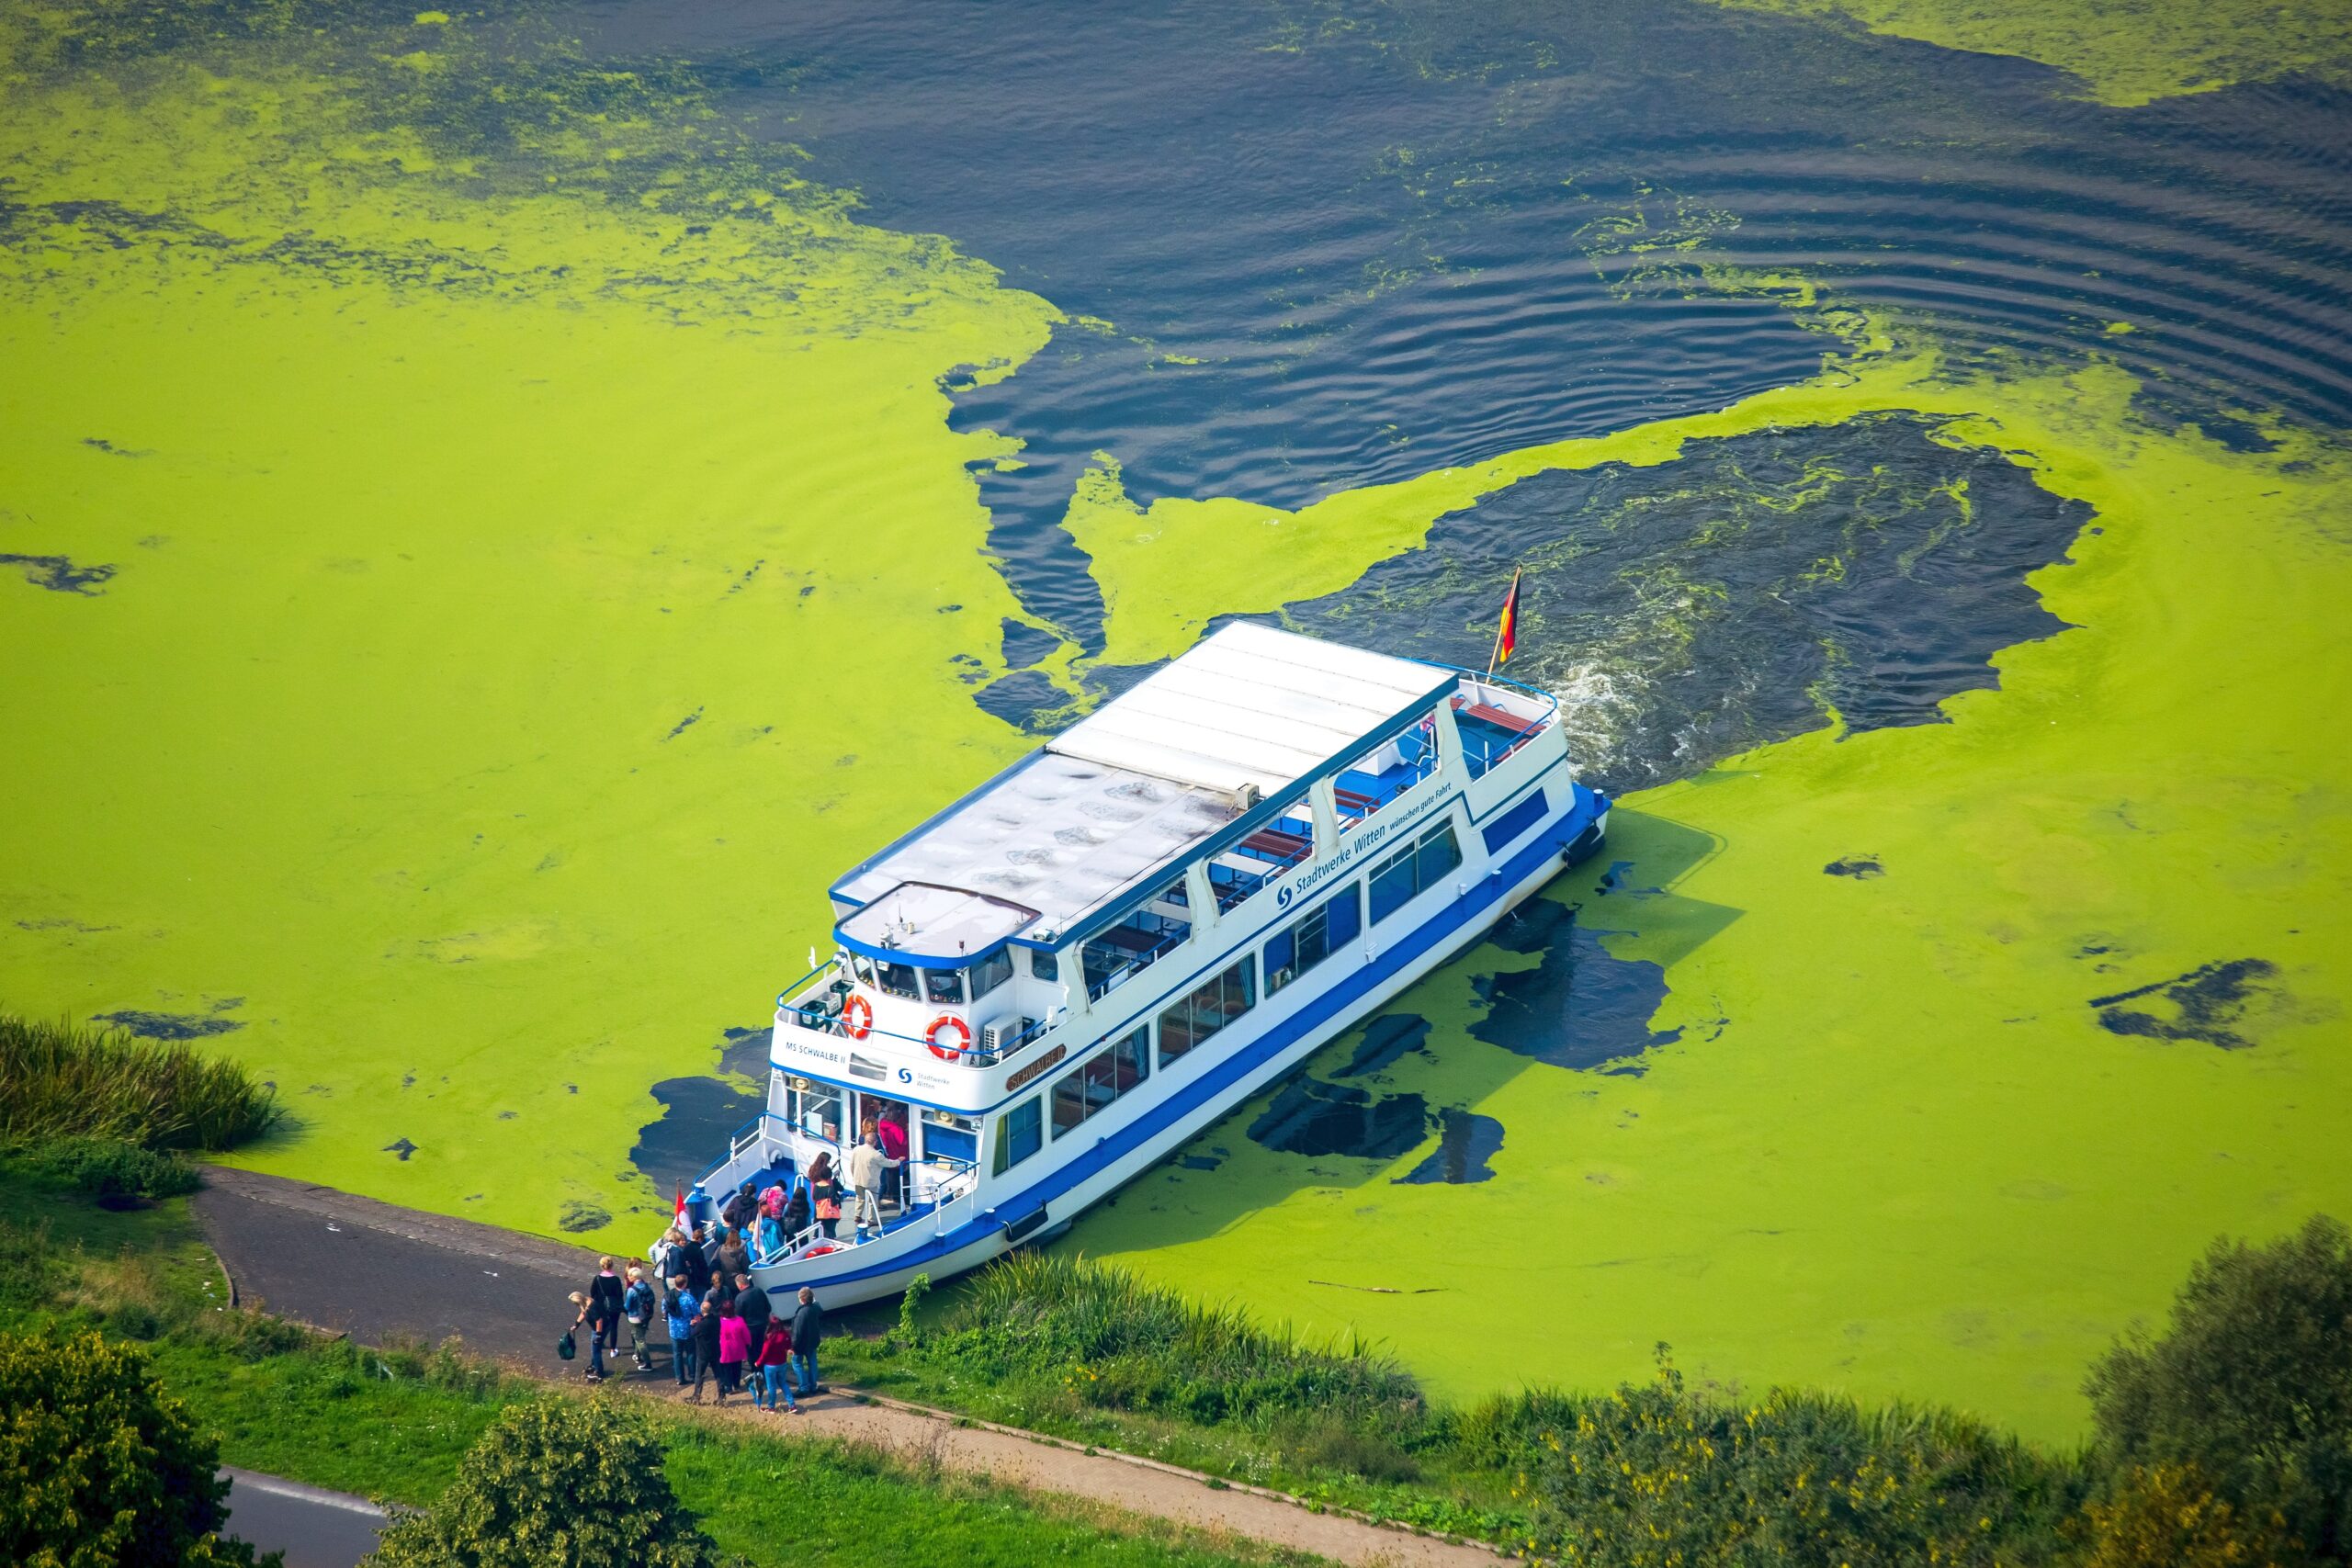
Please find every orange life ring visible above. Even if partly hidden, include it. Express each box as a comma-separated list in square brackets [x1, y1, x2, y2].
[926, 1014, 972, 1062]
[842, 995, 874, 1041]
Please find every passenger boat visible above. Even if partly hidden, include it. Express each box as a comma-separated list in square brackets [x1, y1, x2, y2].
[675, 622, 1609, 1305]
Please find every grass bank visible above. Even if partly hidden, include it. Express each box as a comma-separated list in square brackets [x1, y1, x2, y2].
[0, 1010, 281, 1152]
[832, 1246, 2348, 1564]
[0, 1171, 1308, 1568]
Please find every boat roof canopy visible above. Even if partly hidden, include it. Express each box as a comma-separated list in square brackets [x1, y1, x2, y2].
[1048, 622, 1454, 797]
[837, 883, 1037, 964]
[830, 623, 1455, 953]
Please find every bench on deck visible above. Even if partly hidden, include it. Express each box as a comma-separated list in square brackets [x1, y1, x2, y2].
[1453, 696, 1539, 736]
[1241, 827, 1312, 862]
[1334, 787, 1379, 817]
[1095, 924, 1169, 955]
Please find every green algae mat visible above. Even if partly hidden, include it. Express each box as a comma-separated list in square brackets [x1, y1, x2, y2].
[5, 0, 2349, 1447]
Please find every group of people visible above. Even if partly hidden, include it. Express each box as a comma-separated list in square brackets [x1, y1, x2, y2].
[566, 1131, 914, 1401]
[710, 1115, 910, 1263]
[568, 1235, 828, 1414]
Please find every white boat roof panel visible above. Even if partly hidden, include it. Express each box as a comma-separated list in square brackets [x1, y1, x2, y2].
[831, 624, 1456, 951]
[1046, 622, 1453, 797]
[839, 883, 1035, 960]
[831, 753, 1240, 944]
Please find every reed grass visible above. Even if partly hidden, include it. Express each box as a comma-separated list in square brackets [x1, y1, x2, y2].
[0, 1011, 281, 1152]
[945, 1251, 1419, 1422]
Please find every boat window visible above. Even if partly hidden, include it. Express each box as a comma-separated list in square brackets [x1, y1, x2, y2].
[1028, 948, 1058, 982]
[924, 966, 966, 1005]
[1415, 821, 1463, 888]
[785, 1078, 843, 1144]
[992, 1097, 1043, 1175]
[1158, 959, 1256, 1067]
[1263, 884, 1362, 994]
[970, 947, 1014, 1001]
[1051, 1025, 1149, 1139]
[1370, 820, 1462, 924]
[876, 961, 922, 1000]
[921, 1108, 978, 1166]
[850, 954, 876, 987]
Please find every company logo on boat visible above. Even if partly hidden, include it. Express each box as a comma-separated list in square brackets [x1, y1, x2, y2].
[1274, 789, 1454, 908]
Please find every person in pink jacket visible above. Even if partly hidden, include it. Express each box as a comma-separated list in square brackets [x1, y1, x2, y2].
[715, 1298, 752, 1405]
[876, 1109, 910, 1213]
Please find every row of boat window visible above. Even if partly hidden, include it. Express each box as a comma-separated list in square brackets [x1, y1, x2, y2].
[851, 945, 1016, 1006]
[991, 820, 1463, 1176]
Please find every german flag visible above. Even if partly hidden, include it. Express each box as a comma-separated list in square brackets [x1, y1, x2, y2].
[1491, 567, 1522, 671]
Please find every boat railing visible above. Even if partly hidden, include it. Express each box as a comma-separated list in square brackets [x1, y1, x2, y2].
[745, 1154, 981, 1268]
[775, 983, 1065, 1067]
[1081, 924, 1187, 1001]
[693, 1111, 788, 1196]
[913, 1153, 980, 1209]
[756, 1217, 834, 1268]
[1453, 673, 1560, 781]
[1336, 738, 1441, 834]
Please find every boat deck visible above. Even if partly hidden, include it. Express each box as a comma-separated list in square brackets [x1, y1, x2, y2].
[720, 1158, 963, 1269]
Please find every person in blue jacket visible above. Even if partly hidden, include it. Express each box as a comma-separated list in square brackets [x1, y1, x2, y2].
[662, 1274, 701, 1386]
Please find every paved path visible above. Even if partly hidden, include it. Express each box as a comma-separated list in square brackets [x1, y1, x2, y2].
[194, 1168, 1498, 1568]
[222, 1469, 388, 1568]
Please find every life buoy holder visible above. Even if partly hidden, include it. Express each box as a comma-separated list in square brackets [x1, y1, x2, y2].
[842, 995, 874, 1042]
[926, 1014, 973, 1062]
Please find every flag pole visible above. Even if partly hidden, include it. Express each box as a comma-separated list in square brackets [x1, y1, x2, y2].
[1485, 566, 1521, 683]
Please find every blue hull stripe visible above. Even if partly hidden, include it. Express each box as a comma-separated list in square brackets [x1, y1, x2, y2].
[786, 784, 1606, 1291]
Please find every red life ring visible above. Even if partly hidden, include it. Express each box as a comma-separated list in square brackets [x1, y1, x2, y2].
[926, 1014, 972, 1062]
[842, 995, 874, 1041]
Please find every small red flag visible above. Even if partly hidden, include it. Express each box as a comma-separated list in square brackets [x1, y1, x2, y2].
[1493, 568, 1522, 669]
[674, 1185, 686, 1222]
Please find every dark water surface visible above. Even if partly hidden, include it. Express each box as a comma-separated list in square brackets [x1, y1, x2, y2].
[572, 0, 2352, 654]
[552, 0, 2352, 1180]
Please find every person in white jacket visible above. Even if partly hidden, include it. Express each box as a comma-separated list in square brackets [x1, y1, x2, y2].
[845, 1129, 888, 1242]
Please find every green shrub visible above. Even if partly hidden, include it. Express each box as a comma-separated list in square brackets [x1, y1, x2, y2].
[366, 1397, 718, 1568]
[945, 1252, 1419, 1426]
[0, 1324, 266, 1567]
[11, 1135, 201, 1200]
[1530, 1347, 2078, 1567]
[0, 1012, 280, 1152]
[2086, 1214, 2352, 1561]
[897, 1272, 932, 1344]
[1272, 1413, 1423, 1485]
[2080, 1463, 2302, 1568]
[1441, 1386, 1587, 1474]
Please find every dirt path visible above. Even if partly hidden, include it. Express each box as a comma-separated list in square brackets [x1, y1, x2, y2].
[194, 1167, 1500, 1568]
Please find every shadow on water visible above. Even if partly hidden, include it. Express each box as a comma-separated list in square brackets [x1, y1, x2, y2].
[1099, 810, 1736, 1222]
[1394, 1109, 1506, 1186]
